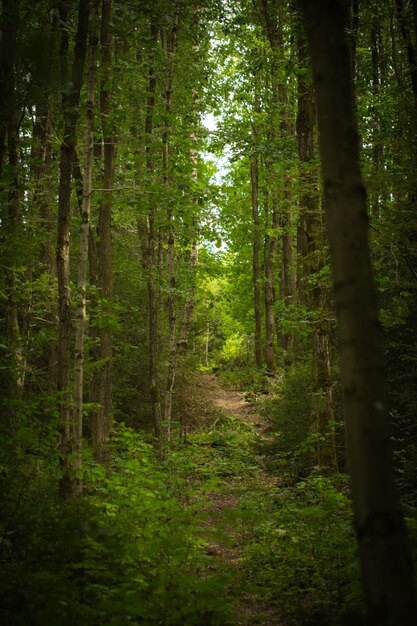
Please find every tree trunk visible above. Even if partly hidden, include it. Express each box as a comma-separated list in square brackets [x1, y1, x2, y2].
[72, 1, 99, 496]
[177, 41, 200, 356]
[90, 0, 115, 465]
[0, 0, 23, 403]
[32, 95, 57, 387]
[144, 22, 162, 442]
[161, 14, 179, 442]
[300, 1, 417, 622]
[57, 0, 90, 498]
[296, 19, 337, 472]
[264, 184, 276, 371]
[251, 152, 263, 368]
[259, 0, 296, 363]
[280, 197, 296, 361]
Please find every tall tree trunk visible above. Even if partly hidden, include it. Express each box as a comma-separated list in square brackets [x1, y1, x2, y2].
[277, 12, 296, 363]
[0, 0, 22, 402]
[251, 152, 263, 368]
[0, 0, 17, 176]
[177, 37, 200, 356]
[161, 13, 179, 442]
[300, 1, 417, 622]
[57, 0, 90, 498]
[280, 196, 297, 361]
[177, 236, 198, 354]
[296, 19, 337, 472]
[258, 0, 297, 363]
[251, 68, 263, 367]
[144, 22, 162, 441]
[29, 11, 58, 388]
[90, 0, 115, 464]
[264, 183, 276, 371]
[72, 1, 99, 496]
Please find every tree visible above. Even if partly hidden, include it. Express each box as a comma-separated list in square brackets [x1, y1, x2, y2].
[56, 0, 90, 498]
[296, 13, 337, 471]
[250, 77, 263, 368]
[72, 0, 100, 495]
[90, 0, 115, 465]
[300, 0, 416, 622]
[0, 0, 22, 403]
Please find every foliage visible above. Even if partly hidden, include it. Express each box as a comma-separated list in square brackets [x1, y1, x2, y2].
[219, 332, 247, 366]
[2, 0, 417, 623]
[259, 362, 313, 481]
[0, 425, 234, 626]
[240, 476, 365, 625]
[179, 414, 260, 480]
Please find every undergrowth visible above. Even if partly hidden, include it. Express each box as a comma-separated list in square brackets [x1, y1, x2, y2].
[238, 477, 365, 625]
[5, 368, 413, 626]
[0, 424, 235, 626]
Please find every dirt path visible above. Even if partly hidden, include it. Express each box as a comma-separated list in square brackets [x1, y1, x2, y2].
[195, 374, 284, 626]
[204, 375, 264, 424]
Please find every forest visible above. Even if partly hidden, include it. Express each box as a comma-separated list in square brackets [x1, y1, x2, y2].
[1, 0, 417, 624]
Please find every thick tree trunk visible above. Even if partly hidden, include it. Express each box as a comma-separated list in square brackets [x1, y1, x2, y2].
[301, 1, 417, 622]
[90, 0, 114, 465]
[57, 0, 90, 498]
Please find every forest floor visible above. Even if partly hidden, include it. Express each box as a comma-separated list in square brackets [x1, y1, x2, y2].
[186, 373, 285, 626]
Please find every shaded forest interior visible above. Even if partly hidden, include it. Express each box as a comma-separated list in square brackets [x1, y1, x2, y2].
[1, 0, 417, 624]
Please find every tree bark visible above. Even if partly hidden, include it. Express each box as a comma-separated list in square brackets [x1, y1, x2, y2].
[300, 1, 417, 622]
[161, 13, 179, 442]
[72, 0, 99, 496]
[0, 0, 23, 402]
[258, 0, 296, 363]
[177, 36, 201, 357]
[57, 0, 90, 498]
[90, 0, 115, 465]
[144, 22, 162, 442]
[296, 19, 337, 472]
[251, 152, 263, 368]
[264, 184, 276, 371]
